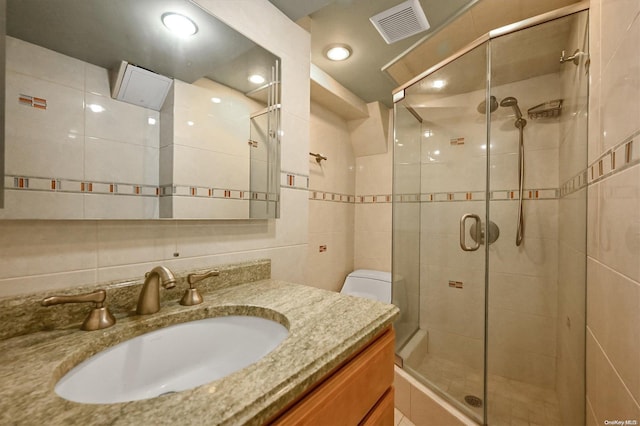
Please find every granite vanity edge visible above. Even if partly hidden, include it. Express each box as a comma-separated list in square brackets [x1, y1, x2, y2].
[0, 259, 271, 340]
[241, 308, 399, 426]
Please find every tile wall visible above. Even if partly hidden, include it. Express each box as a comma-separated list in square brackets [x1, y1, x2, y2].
[0, 0, 311, 297]
[161, 78, 263, 218]
[3, 37, 160, 219]
[586, 0, 640, 423]
[306, 101, 393, 292]
[307, 102, 356, 291]
[307, 99, 393, 290]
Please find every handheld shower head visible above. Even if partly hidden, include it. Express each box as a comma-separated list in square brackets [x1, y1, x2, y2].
[500, 96, 523, 119]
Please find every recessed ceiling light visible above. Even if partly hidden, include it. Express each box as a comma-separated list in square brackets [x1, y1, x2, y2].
[211, 97, 221, 104]
[432, 79, 446, 89]
[162, 13, 198, 37]
[325, 44, 352, 61]
[248, 74, 266, 84]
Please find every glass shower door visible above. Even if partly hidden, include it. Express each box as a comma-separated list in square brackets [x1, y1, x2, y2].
[393, 43, 489, 423]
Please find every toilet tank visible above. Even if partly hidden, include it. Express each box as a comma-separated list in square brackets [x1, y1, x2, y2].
[341, 269, 392, 303]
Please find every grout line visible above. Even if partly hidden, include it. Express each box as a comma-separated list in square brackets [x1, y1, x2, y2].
[586, 327, 640, 409]
[587, 256, 640, 288]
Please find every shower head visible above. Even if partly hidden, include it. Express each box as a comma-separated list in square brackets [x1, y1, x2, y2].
[500, 96, 523, 120]
[477, 95, 498, 114]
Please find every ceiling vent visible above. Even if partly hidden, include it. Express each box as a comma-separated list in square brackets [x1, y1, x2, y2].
[369, 0, 430, 44]
[109, 61, 173, 111]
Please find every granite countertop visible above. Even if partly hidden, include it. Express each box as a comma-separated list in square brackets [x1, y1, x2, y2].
[0, 279, 399, 425]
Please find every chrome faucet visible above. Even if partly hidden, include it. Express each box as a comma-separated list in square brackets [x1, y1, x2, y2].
[136, 266, 177, 315]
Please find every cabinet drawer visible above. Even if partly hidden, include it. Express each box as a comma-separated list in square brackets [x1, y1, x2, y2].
[271, 327, 395, 425]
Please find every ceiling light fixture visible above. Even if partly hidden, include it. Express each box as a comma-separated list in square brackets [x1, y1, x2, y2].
[432, 79, 446, 89]
[325, 44, 352, 61]
[162, 13, 198, 37]
[248, 74, 266, 84]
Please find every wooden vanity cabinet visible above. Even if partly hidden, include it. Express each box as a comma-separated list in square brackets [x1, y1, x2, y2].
[269, 327, 395, 426]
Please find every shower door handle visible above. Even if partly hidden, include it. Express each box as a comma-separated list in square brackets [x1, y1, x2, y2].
[460, 214, 481, 251]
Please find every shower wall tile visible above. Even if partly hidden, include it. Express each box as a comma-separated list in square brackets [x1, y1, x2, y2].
[488, 272, 557, 317]
[589, 166, 640, 283]
[587, 258, 640, 403]
[587, 330, 640, 425]
[489, 230, 558, 278]
[488, 343, 556, 389]
[599, 13, 640, 154]
[421, 264, 485, 339]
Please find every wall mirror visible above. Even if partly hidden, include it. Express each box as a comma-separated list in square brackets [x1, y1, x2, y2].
[1, 0, 281, 219]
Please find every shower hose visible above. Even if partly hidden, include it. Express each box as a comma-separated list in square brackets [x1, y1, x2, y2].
[516, 120, 525, 246]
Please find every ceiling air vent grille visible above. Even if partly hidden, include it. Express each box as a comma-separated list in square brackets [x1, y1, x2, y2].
[370, 0, 430, 44]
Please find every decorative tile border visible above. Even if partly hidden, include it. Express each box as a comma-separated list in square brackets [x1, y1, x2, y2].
[309, 190, 355, 203]
[356, 194, 393, 203]
[587, 130, 639, 186]
[393, 188, 558, 203]
[5, 175, 280, 201]
[5, 175, 158, 197]
[158, 185, 278, 201]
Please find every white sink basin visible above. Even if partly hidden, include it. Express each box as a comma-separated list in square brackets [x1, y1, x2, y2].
[55, 315, 289, 404]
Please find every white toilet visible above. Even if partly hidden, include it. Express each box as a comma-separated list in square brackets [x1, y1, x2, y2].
[340, 269, 392, 303]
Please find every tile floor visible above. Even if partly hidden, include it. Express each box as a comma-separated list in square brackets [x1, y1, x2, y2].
[395, 407, 417, 426]
[407, 353, 563, 425]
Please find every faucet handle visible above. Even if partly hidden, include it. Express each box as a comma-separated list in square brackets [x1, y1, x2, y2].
[42, 289, 116, 331]
[187, 269, 220, 285]
[181, 269, 219, 306]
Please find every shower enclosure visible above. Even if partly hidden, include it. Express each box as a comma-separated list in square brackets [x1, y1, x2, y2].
[392, 4, 588, 425]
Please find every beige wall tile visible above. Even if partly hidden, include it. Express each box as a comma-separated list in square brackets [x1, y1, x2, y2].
[599, 13, 640, 152]
[590, 166, 640, 283]
[587, 258, 640, 403]
[587, 330, 640, 424]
